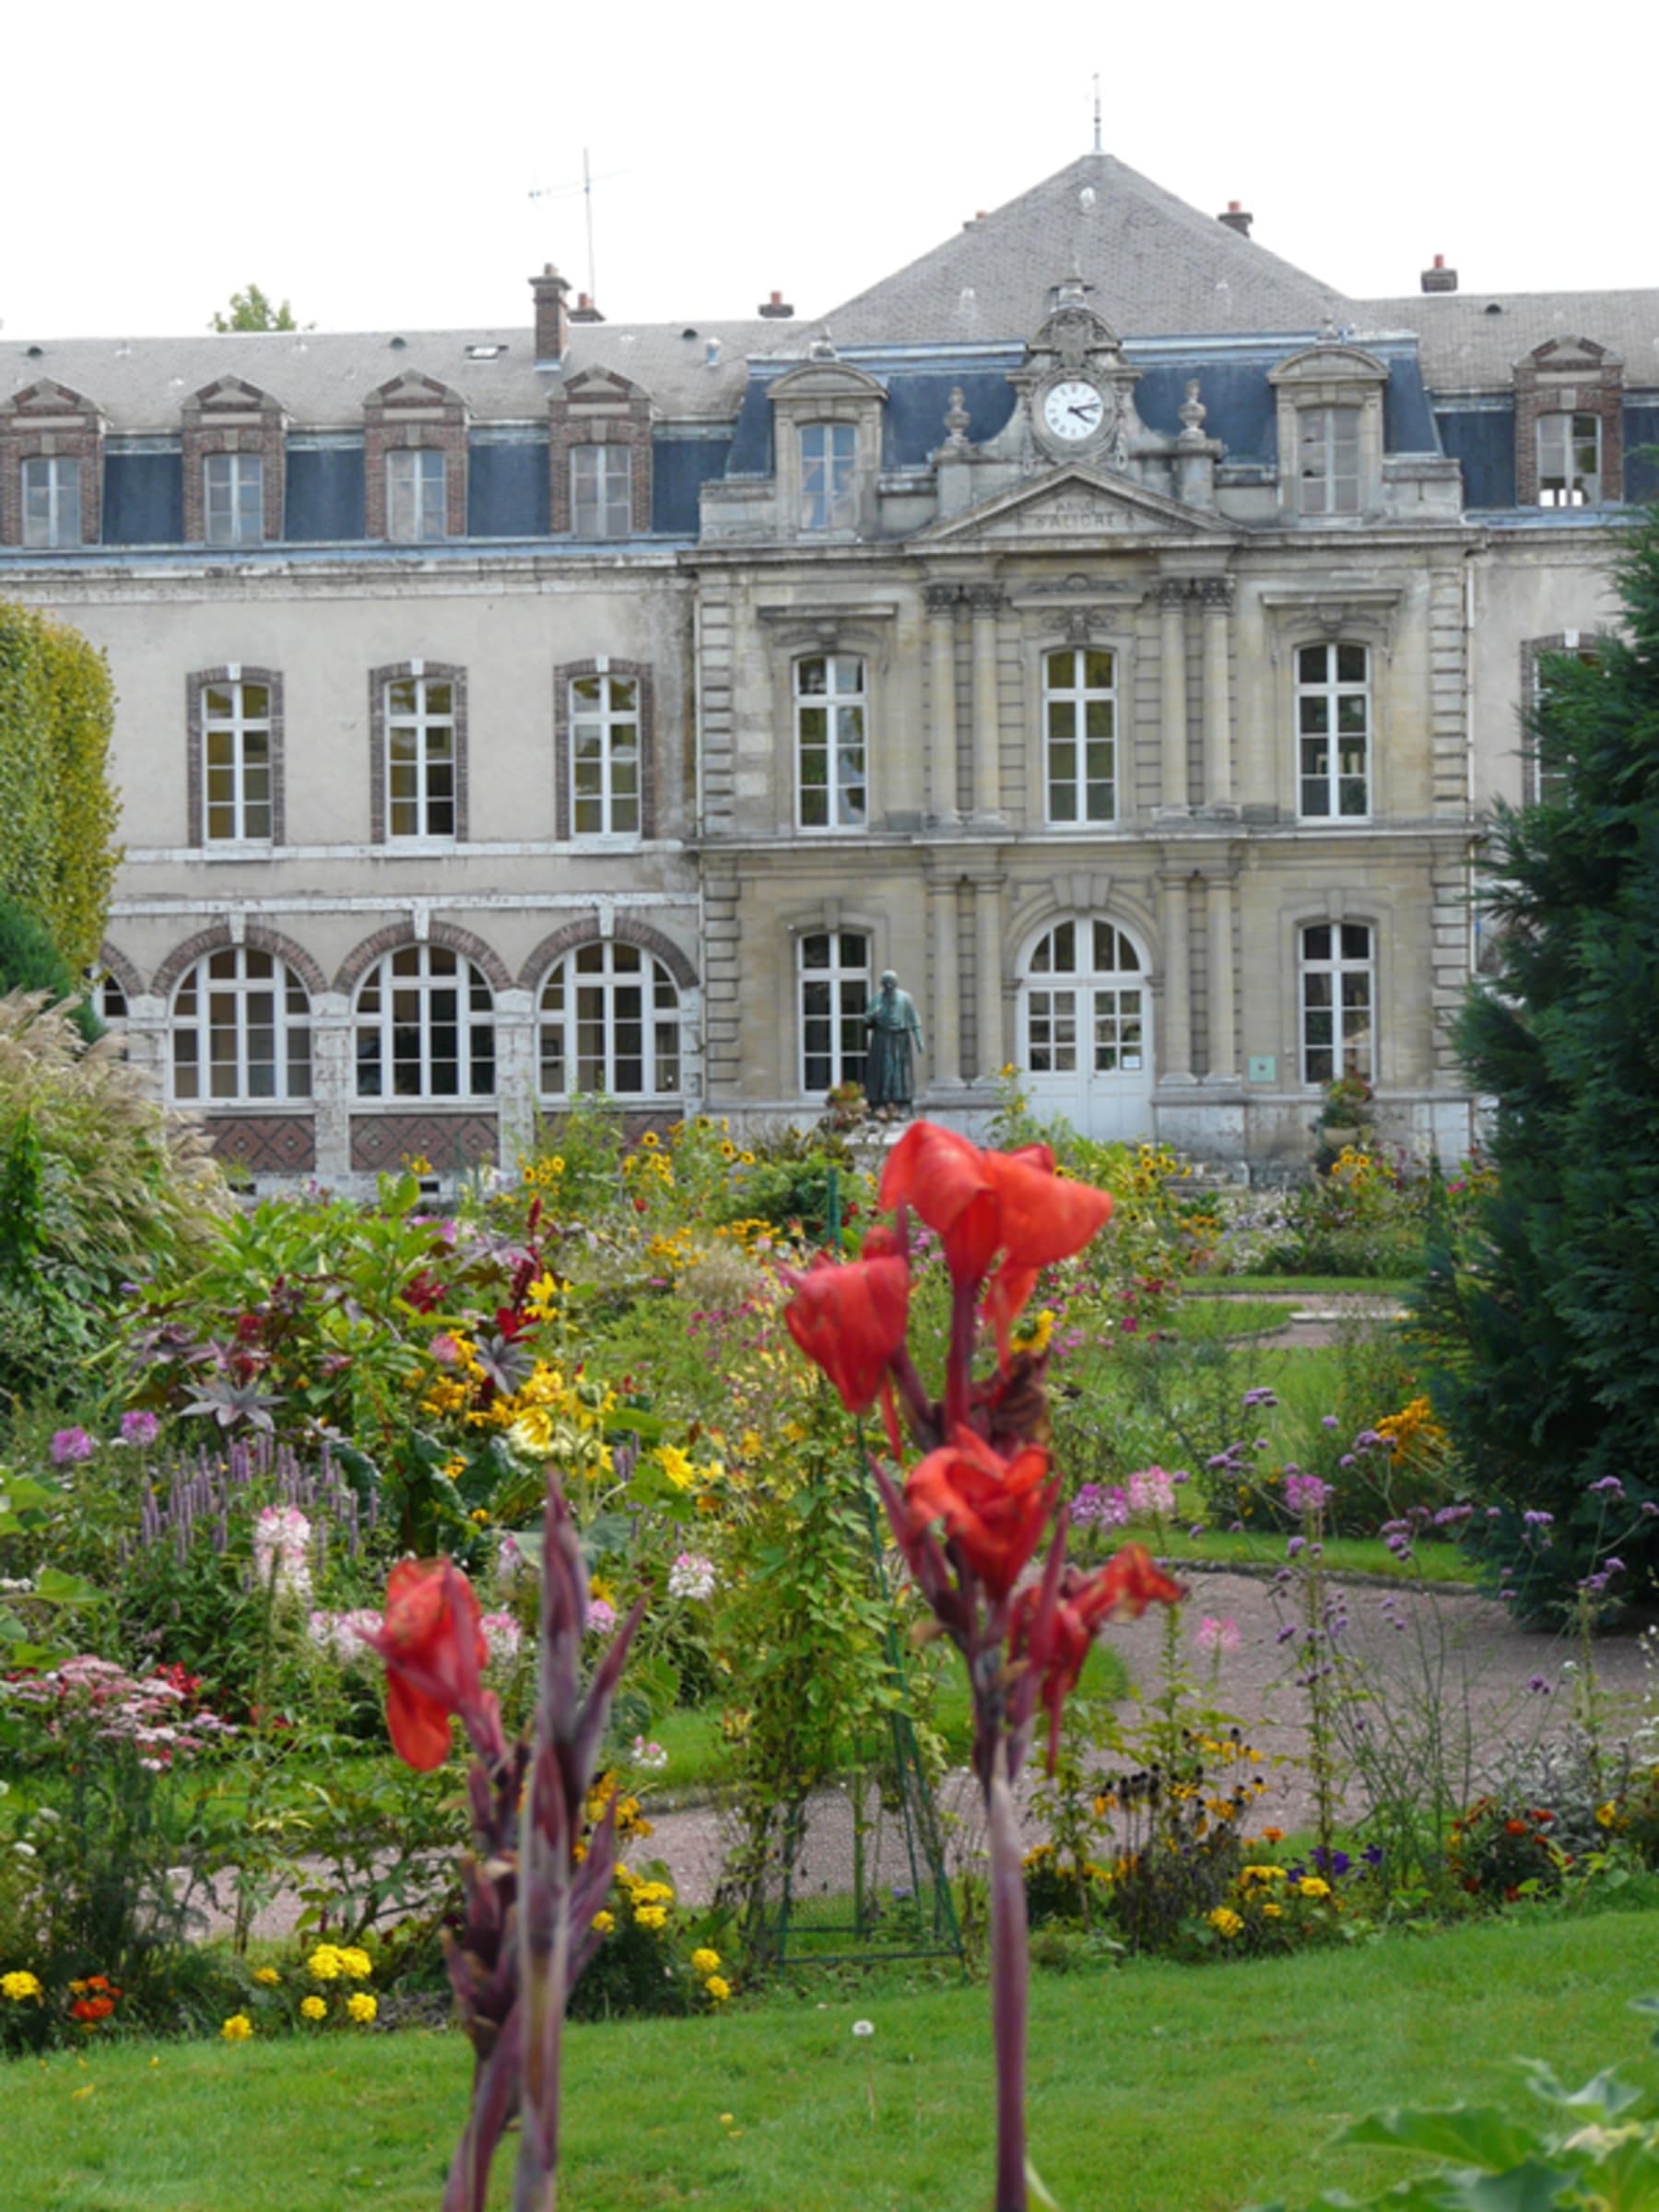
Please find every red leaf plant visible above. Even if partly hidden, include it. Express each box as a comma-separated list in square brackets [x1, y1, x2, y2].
[782, 1122, 1183, 2212]
[359, 1476, 641, 2212]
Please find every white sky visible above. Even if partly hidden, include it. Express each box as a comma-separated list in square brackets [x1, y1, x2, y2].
[4, 0, 1651, 343]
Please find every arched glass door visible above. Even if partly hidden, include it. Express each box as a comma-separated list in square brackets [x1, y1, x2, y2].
[1018, 917, 1154, 1143]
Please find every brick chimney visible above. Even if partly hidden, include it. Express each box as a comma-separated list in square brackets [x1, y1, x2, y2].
[530, 265, 570, 362]
[569, 292, 605, 324]
[759, 289, 794, 319]
[1218, 200, 1253, 238]
[1420, 253, 1458, 294]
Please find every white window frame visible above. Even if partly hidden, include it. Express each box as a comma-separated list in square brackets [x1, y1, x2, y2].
[1297, 405, 1361, 516]
[570, 443, 632, 536]
[385, 448, 448, 542]
[354, 943, 495, 1100]
[799, 421, 856, 532]
[384, 675, 457, 841]
[794, 653, 867, 831]
[1042, 646, 1117, 826]
[570, 672, 641, 839]
[20, 455, 82, 548]
[1537, 412, 1602, 507]
[1022, 919, 1146, 1077]
[1300, 921, 1374, 1087]
[1296, 641, 1371, 821]
[204, 452, 265, 547]
[202, 679, 275, 844]
[798, 929, 870, 1096]
[171, 947, 312, 1105]
[536, 940, 681, 1100]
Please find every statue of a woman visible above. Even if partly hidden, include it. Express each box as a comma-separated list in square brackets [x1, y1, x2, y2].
[863, 970, 925, 1119]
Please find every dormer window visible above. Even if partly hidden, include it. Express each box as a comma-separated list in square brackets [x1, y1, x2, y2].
[386, 448, 448, 541]
[0, 381, 104, 548]
[1297, 406, 1360, 516]
[548, 368, 652, 537]
[21, 456, 82, 547]
[800, 423, 856, 531]
[1536, 413, 1601, 508]
[571, 443, 632, 536]
[204, 453, 265, 546]
[362, 372, 468, 541]
[182, 376, 286, 546]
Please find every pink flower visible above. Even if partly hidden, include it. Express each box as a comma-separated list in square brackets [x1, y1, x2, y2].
[119, 1410, 160, 1447]
[585, 1597, 618, 1638]
[50, 1428, 96, 1465]
[1126, 1465, 1176, 1519]
[1196, 1615, 1241, 1655]
[1285, 1472, 1333, 1515]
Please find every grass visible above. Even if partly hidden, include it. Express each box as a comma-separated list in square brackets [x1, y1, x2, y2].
[1190, 1274, 1418, 1300]
[1160, 1526, 1474, 1583]
[11, 1907, 1656, 2211]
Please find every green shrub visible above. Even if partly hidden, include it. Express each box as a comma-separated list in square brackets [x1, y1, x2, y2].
[0, 899, 100, 1045]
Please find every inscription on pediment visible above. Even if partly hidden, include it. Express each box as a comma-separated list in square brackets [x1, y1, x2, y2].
[976, 488, 1162, 537]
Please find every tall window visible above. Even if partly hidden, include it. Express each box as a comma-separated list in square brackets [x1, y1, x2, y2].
[386, 449, 448, 541]
[204, 453, 265, 546]
[800, 422, 855, 531]
[1043, 647, 1116, 825]
[385, 675, 457, 839]
[355, 944, 495, 1099]
[1300, 922, 1373, 1085]
[1525, 633, 1601, 805]
[1296, 642, 1371, 819]
[1024, 920, 1145, 1075]
[537, 941, 681, 1100]
[202, 679, 274, 843]
[571, 672, 641, 837]
[799, 930, 870, 1094]
[171, 947, 311, 1103]
[21, 456, 82, 547]
[1297, 405, 1360, 516]
[795, 653, 866, 830]
[570, 444, 631, 536]
[1537, 413, 1601, 507]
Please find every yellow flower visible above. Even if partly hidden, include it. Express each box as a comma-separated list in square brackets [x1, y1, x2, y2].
[300, 1995, 327, 2022]
[2, 1971, 42, 2003]
[691, 1947, 722, 1976]
[1595, 1802, 1618, 1830]
[704, 1975, 732, 2003]
[1240, 1865, 1288, 1887]
[338, 1947, 372, 1980]
[1262, 1902, 1283, 1919]
[347, 1993, 378, 2025]
[633, 1905, 668, 1932]
[737, 1151, 756, 1166]
[593, 1911, 615, 1936]
[654, 1442, 696, 1491]
[640, 1130, 661, 1148]
[1207, 1909, 1243, 1938]
[252, 1966, 281, 1988]
[220, 2013, 254, 2041]
[1298, 1877, 1331, 1900]
[307, 1946, 345, 1981]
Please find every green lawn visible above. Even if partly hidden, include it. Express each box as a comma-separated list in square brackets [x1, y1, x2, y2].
[12, 1909, 1654, 2210]
[1164, 1527, 1473, 1583]
[1190, 1275, 1417, 1300]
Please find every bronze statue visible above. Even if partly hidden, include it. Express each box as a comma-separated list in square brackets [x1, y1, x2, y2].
[863, 970, 924, 1119]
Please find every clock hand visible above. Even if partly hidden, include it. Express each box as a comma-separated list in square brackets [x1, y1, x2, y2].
[1068, 402, 1100, 423]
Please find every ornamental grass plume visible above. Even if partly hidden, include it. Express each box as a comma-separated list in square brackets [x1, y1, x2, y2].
[781, 1121, 1183, 2212]
[359, 1471, 641, 2212]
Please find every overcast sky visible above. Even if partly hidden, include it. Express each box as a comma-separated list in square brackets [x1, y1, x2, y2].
[5, 0, 1651, 343]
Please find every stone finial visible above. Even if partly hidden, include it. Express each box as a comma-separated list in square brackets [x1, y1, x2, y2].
[942, 384, 971, 453]
[1178, 378, 1207, 446]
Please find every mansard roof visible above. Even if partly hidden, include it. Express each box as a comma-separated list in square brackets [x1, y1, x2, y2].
[821, 152, 1347, 345]
[1350, 290, 1659, 390]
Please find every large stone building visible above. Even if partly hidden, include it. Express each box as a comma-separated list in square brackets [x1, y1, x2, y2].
[3, 154, 1654, 1182]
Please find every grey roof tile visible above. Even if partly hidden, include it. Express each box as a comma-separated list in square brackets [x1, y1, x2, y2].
[1349, 291, 1659, 391]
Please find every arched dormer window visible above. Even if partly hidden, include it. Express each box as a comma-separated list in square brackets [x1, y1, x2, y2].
[768, 359, 886, 541]
[1268, 346, 1389, 521]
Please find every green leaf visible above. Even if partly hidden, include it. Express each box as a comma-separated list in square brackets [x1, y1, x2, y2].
[1340, 2111, 1540, 2170]
[31, 1566, 101, 1606]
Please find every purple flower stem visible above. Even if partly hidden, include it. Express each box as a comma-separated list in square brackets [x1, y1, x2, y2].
[985, 1759, 1030, 2212]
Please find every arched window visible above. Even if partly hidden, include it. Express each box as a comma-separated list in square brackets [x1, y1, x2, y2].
[171, 947, 311, 1103]
[1296, 642, 1371, 819]
[794, 653, 866, 830]
[537, 940, 681, 1100]
[798, 930, 870, 1095]
[355, 943, 495, 1100]
[1300, 922, 1373, 1085]
[1042, 646, 1116, 825]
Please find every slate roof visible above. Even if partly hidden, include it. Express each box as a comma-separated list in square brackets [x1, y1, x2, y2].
[820, 152, 1347, 346]
[1, 319, 795, 432]
[1348, 292, 1659, 391]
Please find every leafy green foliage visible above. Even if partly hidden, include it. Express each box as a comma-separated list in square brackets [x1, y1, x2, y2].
[1417, 508, 1659, 1610]
[208, 284, 300, 332]
[0, 605, 120, 975]
[0, 898, 100, 1045]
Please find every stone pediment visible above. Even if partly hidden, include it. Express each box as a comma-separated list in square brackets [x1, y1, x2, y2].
[2, 379, 100, 422]
[917, 464, 1232, 545]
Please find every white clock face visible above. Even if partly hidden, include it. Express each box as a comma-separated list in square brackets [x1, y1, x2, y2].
[1042, 379, 1106, 442]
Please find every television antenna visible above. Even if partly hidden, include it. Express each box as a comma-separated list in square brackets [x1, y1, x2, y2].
[529, 149, 627, 309]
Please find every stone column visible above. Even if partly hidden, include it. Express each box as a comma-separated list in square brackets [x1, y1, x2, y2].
[492, 986, 537, 1172]
[967, 582, 1004, 821]
[924, 582, 960, 823]
[974, 877, 1004, 1080]
[1159, 877, 1193, 1082]
[1199, 578, 1234, 808]
[1158, 581, 1189, 812]
[1206, 877, 1237, 1081]
[929, 875, 964, 1087]
[309, 994, 354, 1184]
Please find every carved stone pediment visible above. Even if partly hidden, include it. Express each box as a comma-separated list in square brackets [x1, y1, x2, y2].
[915, 464, 1233, 546]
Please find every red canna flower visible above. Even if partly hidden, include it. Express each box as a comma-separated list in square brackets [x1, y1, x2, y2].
[1015, 1546, 1187, 1769]
[359, 1559, 489, 1771]
[781, 1228, 911, 1417]
[904, 1425, 1056, 1598]
[879, 1123, 1113, 1315]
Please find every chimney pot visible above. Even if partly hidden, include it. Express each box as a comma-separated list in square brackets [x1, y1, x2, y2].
[529, 264, 571, 362]
[569, 291, 605, 324]
[759, 288, 795, 319]
[1420, 254, 1459, 293]
[1218, 203, 1253, 238]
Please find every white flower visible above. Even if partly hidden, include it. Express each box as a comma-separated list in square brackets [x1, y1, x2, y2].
[13, 1841, 36, 1859]
[480, 1611, 522, 1666]
[852, 2019, 875, 2039]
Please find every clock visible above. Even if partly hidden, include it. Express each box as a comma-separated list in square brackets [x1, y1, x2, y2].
[1041, 378, 1107, 443]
